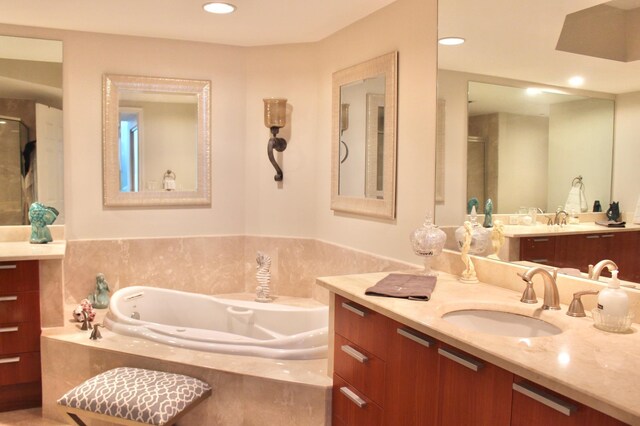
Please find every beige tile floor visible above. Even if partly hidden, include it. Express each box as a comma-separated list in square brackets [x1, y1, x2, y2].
[0, 408, 65, 426]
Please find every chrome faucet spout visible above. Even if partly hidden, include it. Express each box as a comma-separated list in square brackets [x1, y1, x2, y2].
[554, 210, 568, 226]
[588, 259, 618, 280]
[520, 266, 560, 310]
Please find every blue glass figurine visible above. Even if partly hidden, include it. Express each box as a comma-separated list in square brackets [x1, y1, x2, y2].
[28, 202, 59, 244]
[467, 197, 479, 214]
[89, 273, 110, 309]
[483, 198, 493, 228]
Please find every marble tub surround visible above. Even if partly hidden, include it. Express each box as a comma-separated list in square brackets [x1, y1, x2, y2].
[317, 271, 640, 424]
[63, 235, 413, 306]
[41, 303, 331, 426]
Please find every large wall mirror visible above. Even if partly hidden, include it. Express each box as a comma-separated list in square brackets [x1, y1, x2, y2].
[331, 51, 398, 219]
[103, 74, 211, 207]
[436, 0, 640, 283]
[0, 35, 63, 225]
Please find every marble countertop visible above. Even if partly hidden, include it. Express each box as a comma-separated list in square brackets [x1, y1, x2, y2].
[0, 240, 66, 261]
[502, 222, 640, 238]
[317, 271, 640, 424]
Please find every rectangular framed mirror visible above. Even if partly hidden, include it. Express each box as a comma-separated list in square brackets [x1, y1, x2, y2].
[103, 74, 211, 207]
[331, 51, 398, 219]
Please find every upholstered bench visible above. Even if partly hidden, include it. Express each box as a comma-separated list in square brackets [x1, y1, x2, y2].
[57, 367, 212, 426]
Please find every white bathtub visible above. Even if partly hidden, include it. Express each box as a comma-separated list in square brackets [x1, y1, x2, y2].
[103, 286, 328, 360]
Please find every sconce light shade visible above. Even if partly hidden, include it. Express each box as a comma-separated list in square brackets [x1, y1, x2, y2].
[340, 103, 350, 132]
[263, 98, 288, 182]
[263, 98, 287, 128]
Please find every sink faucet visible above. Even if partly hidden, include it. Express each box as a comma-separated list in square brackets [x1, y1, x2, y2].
[588, 259, 618, 280]
[554, 210, 568, 226]
[519, 266, 561, 310]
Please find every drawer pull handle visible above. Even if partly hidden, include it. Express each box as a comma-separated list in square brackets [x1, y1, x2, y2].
[513, 382, 576, 416]
[0, 265, 17, 270]
[530, 258, 549, 263]
[341, 302, 366, 317]
[586, 235, 600, 239]
[397, 327, 434, 348]
[0, 357, 20, 364]
[438, 347, 484, 372]
[532, 238, 549, 242]
[0, 296, 17, 302]
[341, 345, 368, 363]
[0, 327, 18, 333]
[601, 234, 614, 238]
[339, 386, 367, 408]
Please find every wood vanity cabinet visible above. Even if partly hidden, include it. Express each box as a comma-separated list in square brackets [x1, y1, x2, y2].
[0, 260, 41, 412]
[511, 377, 626, 426]
[332, 294, 630, 426]
[519, 231, 640, 282]
[437, 344, 512, 426]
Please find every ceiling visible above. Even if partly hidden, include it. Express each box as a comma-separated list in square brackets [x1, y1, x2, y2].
[0, 0, 396, 47]
[2, 0, 639, 94]
[438, 0, 640, 94]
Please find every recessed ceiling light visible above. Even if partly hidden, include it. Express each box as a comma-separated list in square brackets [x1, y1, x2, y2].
[568, 76, 584, 87]
[438, 37, 465, 46]
[526, 88, 542, 96]
[203, 2, 236, 14]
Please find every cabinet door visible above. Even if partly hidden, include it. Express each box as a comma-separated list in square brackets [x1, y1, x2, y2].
[555, 234, 610, 272]
[437, 344, 512, 426]
[612, 231, 640, 283]
[384, 321, 439, 426]
[520, 237, 556, 266]
[511, 379, 626, 426]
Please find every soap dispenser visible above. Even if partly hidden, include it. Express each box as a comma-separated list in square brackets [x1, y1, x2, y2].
[595, 270, 631, 331]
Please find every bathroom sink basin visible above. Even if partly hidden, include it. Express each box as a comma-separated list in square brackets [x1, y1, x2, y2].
[442, 309, 562, 337]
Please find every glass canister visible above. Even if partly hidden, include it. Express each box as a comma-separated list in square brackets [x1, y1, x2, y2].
[410, 215, 447, 276]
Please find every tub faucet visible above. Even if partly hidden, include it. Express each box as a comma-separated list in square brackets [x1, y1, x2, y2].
[518, 266, 561, 310]
[588, 259, 618, 280]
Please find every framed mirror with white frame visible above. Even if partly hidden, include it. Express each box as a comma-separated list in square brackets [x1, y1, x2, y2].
[102, 74, 211, 207]
[331, 51, 398, 219]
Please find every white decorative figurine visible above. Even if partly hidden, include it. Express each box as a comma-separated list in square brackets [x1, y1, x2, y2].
[459, 221, 479, 283]
[255, 252, 272, 302]
[488, 220, 505, 260]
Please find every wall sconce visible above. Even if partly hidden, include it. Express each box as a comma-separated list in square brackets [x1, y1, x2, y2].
[340, 103, 350, 164]
[263, 98, 288, 181]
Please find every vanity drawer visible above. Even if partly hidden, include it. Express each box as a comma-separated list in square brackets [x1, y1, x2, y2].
[0, 292, 40, 323]
[0, 322, 41, 355]
[335, 295, 390, 359]
[0, 261, 39, 292]
[334, 333, 386, 406]
[0, 352, 41, 386]
[332, 374, 382, 426]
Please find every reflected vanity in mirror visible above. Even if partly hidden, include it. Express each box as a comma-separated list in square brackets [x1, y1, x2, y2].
[103, 74, 211, 207]
[436, 0, 640, 285]
[331, 51, 397, 219]
[0, 35, 64, 225]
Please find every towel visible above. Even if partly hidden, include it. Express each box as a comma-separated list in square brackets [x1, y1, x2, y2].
[365, 273, 436, 301]
[565, 185, 588, 213]
[595, 220, 626, 228]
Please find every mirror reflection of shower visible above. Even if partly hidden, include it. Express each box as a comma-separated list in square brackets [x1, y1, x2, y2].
[0, 116, 30, 225]
[466, 135, 489, 214]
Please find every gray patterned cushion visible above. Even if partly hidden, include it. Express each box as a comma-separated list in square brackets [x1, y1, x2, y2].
[57, 367, 211, 425]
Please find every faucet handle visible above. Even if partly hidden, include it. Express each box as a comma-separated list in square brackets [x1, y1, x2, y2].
[517, 273, 538, 304]
[566, 290, 599, 317]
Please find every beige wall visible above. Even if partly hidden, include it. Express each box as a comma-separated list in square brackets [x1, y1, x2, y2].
[612, 91, 640, 217]
[315, 0, 437, 262]
[0, 0, 437, 265]
[548, 98, 614, 212]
